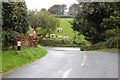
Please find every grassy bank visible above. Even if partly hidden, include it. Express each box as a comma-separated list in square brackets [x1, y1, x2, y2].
[0, 53, 2, 75]
[2, 45, 47, 74]
[95, 48, 118, 53]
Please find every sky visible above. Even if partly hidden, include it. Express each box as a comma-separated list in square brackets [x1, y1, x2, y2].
[25, 0, 78, 11]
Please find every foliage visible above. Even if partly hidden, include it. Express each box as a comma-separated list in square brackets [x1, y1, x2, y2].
[80, 41, 106, 51]
[105, 36, 120, 48]
[81, 35, 120, 51]
[41, 39, 79, 47]
[2, 45, 47, 73]
[41, 18, 89, 47]
[36, 11, 59, 32]
[37, 11, 60, 41]
[2, 2, 28, 33]
[28, 10, 38, 28]
[28, 10, 60, 41]
[40, 8, 47, 12]
[48, 4, 67, 15]
[2, 30, 20, 50]
[56, 15, 72, 18]
[100, 2, 120, 48]
[89, 42, 106, 50]
[71, 2, 118, 43]
[101, 14, 120, 30]
[2, 2, 28, 50]
[68, 4, 79, 17]
[101, 8, 120, 38]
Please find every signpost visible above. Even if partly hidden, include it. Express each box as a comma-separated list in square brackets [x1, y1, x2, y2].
[17, 36, 21, 55]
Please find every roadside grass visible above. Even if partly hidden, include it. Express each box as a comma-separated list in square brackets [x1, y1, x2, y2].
[2, 45, 47, 74]
[95, 48, 118, 52]
[55, 18, 75, 39]
[0, 53, 2, 75]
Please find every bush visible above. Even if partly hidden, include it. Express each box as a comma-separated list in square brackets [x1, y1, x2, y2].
[81, 37, 119, 51]
[105, 36, 120, 48]
[2, 30, 20, 50]
[89, 42, 107, 50]
[56, 15, 73, 18]
[40, 39, 80, 47]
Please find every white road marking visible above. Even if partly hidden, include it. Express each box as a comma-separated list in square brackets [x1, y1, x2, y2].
[81, 52, 87, 67]
[62, 69, 72, 78]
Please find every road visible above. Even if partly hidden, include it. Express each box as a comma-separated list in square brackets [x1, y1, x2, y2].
[3, 47, 118, 78]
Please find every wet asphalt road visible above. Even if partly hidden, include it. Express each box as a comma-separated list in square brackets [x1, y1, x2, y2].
[2, 47, 118, 78]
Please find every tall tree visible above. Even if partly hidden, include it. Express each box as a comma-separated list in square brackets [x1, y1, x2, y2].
[2, 1, 28, 49]
[71, 2, 118, 43]
[36, 11, 60, 41]
[28, 10, 60, 41]
[28, 10, 38, 27]
[0, 0, 1, 72]
[2, 2, 28, 33]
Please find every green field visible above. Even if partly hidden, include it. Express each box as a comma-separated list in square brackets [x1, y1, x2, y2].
[54, 18, 75, 39]
[41, 18, 88, 47]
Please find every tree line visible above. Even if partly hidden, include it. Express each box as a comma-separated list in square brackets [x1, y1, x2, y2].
[71, 2, 120, 49]
[46, 2, 120, 49]
[2, 1, 60, 50]
[2, 1, 28, 50]
[2, 1, 120, 50]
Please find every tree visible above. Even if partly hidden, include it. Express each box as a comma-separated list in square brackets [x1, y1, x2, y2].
[60, 4, 67, 15]
[48, 4, 67, 15]
[68, 4, 79, 17]
[28, 11, 60, 41]
[2, 2, 28, 33]
[71, 2, 118, 43]
[2, 1, 28, 50]
[40, 8, 47, 12]
[28, 10, 38, 28]
[100, 2, 120, 47]
[0, 2, 2, 49]
[37, 11, 60, 41]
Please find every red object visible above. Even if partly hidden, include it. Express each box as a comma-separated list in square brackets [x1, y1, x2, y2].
[32, 28, 35, 32]
[17, 36, 21, 41]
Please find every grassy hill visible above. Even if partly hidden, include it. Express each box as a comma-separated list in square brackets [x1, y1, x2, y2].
[54, 18, 75, 39]
[41, 18, 89, 47]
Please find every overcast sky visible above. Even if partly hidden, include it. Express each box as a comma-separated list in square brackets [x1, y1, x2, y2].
[25, 0, 78, 11]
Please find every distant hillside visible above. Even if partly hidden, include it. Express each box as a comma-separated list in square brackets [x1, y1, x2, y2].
[54, 18, 75, 39]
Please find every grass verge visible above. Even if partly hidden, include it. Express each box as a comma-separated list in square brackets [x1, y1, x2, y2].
[95, 48, 118, 53]
[2, 45, 47, 74]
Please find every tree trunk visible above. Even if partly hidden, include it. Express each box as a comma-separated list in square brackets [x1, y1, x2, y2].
[39, 29, 50, 43]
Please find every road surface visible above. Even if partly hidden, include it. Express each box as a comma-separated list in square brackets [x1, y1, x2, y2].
[2, 47, 118, 78]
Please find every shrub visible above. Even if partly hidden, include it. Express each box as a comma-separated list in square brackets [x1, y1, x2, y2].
[40, 39, 79, 47]
[90, 42, 107, 50]
[56, 15, 73, 18]
[105, 36, 120, 48]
